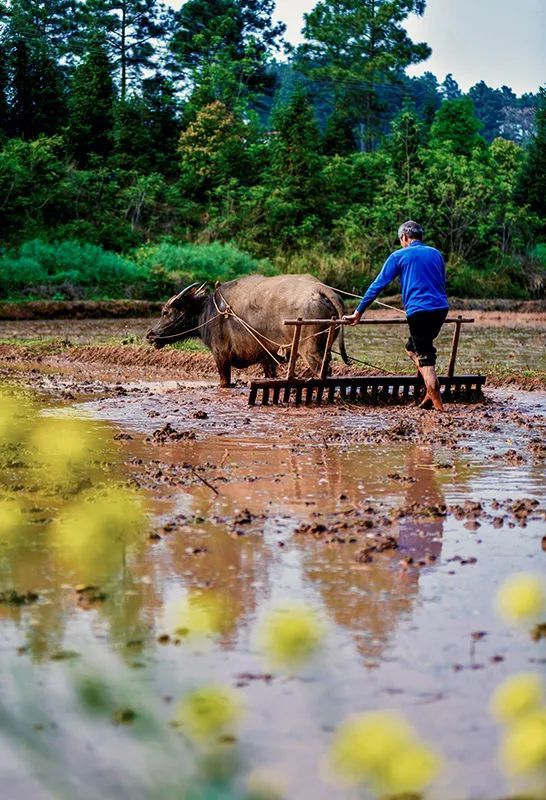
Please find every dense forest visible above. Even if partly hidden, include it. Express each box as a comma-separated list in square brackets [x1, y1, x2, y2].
[0, 0, 544, 300]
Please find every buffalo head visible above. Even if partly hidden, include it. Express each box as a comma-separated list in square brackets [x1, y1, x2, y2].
[146, 282, 208, 348]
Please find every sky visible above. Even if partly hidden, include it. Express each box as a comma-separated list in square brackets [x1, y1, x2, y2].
[167, 0, 546, 95]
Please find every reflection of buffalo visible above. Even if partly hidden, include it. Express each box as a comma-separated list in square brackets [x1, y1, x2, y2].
[146, 275, 349, 387]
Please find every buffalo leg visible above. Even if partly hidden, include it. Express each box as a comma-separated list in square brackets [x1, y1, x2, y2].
[263, 360, 277, 379]
[217, 360, 232, 388]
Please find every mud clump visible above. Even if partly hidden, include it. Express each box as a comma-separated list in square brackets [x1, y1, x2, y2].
[0, 589, 39, 605]
[148, 423, 196, 443]
[354, 535, 399, 563]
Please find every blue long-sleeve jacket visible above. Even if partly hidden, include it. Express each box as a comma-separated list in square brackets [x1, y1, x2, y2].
[356, 241, 448, 317]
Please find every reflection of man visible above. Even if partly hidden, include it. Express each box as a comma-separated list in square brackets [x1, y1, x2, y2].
[398, 447, 444, 565]
[344, 220, 448, 412]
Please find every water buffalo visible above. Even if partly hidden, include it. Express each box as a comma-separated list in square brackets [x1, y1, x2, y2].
[146, 274, 349, 387]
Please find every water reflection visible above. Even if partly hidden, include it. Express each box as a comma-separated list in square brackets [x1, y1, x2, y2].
[300, 447, 445, 664]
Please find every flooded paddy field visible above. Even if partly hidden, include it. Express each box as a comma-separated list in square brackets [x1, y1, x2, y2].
[0, 314, 545, 800]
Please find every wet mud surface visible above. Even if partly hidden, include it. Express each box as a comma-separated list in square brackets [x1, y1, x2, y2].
[0, 319, 545, 800]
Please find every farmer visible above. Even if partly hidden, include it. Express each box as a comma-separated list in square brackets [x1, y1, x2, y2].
[343, 220, 448, 411]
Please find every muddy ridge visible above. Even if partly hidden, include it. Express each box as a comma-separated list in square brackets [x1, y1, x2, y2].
[1, 341, 544, 390]
[0, 297, 544, 320]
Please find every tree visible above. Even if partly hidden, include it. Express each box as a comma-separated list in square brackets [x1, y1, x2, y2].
[0, 44, 8, 137]
[67, 36, 116, 165]
[263, 86, 324, 249]
[468, 81, 504, 142]
[296, 0, 431, 151]
[440, 73, 462, 101]
[170, 0, 285, 111]
[430, 97, 485, 157]
[387, 106, 424, 204]
[323, 103, 355, 155]
[79, 0, 173, 98]
[112, 77, 179, 174]
[404, 71, 441, 128]
[177, 101, 253, 198]
[516, 88, 546, 224]
[1, 1, 68, 138]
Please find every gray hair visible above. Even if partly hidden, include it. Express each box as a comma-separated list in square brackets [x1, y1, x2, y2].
[398, 220, 424, 241]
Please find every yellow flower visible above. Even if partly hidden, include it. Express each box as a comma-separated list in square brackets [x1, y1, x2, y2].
[0, 388, 36, 447]
[380, 741, 441, 795]
[496, 573, 546, 624]
[491, 673, 544, 724]
[331, 711, 414, 782]
[163, 592, 227, 640]
[173, 685, 243, 741]
[256, 603, 325, 669]
[330, 711, 440, 794]
[500, 708, 546, 775]
[31, 417, 113, 490]
[52, 485, 148, 583]
[0, 496, 25, 540]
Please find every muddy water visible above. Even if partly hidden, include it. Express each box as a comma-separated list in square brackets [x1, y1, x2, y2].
[1, 367, 545, 800]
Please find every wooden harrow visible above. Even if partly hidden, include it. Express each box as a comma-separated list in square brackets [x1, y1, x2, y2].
[248, 315, 485, 407]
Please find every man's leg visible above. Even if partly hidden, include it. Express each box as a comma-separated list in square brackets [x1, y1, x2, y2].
[406, 310, 447, 412]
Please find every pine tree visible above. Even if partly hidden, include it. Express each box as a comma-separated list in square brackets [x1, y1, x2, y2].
[141, 74, 180, 174]
[430, 97, 486, 157]
[170, 0, 285, 111]
[295, 0, 431, 151]
[323, 104, 355, 156]
[441, 73, 462, 101]
[67, 36, 116, 165]
[264, 86, 324, 249]
[79, 0, 173, 98]
[0, 44, 8, 137]
[2, 1, 68, 138]
[468, 81, 504, 142]
[516, 88, 546, 224]
[388, 106, 424, 186]
[8, 36, 66, 138]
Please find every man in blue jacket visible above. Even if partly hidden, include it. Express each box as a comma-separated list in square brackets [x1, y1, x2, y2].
[343, 220, 448, 411]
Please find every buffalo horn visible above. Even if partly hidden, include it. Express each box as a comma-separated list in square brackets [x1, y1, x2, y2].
[165, 281, 206, 308]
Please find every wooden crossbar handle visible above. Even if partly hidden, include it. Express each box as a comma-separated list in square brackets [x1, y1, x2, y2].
[283, 317, 475, 326]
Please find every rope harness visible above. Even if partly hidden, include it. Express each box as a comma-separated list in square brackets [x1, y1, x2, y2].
[153, 280, 406, 374]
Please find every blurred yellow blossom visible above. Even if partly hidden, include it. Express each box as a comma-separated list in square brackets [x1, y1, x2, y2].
[381, 741, 441, 795]
[173, 685, 243, 741]
[491, 673, 544, 724]
[0, 496, 26, 540]
[0, 387, 36, 447]
[500, 708, 546, 776]
[31, 417, 112, 489]
[245, 769, 285, 800]
[496, 573, 546, 624]
[330, 711, 440, 794]
[162, 592, 227, 640]
[256, 603, 325, 669]
[52, 485, 148, 582]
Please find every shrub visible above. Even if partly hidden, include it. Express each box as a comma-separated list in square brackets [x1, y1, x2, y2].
[132, 241, 276, 286]
[0, 239, 172, 299]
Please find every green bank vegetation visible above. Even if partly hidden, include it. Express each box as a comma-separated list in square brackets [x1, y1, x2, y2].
[0, 0, 544, 301]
